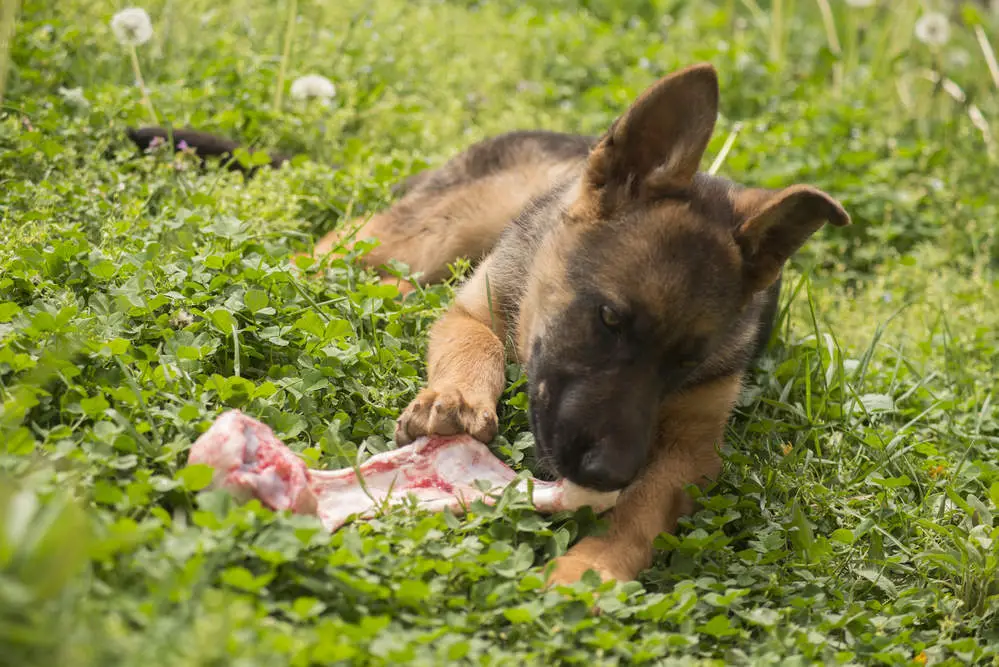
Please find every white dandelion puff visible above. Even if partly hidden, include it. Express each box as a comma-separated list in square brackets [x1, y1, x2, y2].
[914, 12, 950, 47]
[290, 74, 336, 102]
[110, 7, 158, 123]
[947, 49, 971, 69]
[845, 0, 875, 7]
[110, 7, 154, 47]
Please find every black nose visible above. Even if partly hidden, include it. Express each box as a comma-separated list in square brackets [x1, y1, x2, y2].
[569, 446, 636, 492]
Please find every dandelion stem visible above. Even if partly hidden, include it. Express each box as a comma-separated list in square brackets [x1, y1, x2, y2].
[128, 44, 158, 124]
[769, 0, 783, 65]
[813, 0, 841, 55]
[843, 5, 858, 79]
[886, 0, 918, 62]
[232, 323, 241, 378]
[738, 0, 766, 27]
[708, 121, 743, 176]
[868, 5, 896, 83]
[0, 0, 20, 105]
[273, 0, 298, 111]
[974, 25, 999, 92]
[813, 0, 843, 92]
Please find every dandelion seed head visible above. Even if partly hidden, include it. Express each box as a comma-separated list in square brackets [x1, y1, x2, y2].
[289, 74, 337, 102]
[947, 49, 971, 69]
[111, 7, 154, 46]
[914, 12, 950, 47]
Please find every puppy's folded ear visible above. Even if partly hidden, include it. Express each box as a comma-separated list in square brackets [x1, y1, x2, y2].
[733, 184, 850, 292]
[580, 63, 719, 216]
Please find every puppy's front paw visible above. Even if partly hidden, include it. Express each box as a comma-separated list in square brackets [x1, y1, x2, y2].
[394, 385, 498, 446]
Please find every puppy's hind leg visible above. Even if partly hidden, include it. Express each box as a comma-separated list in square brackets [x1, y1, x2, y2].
[308, 209, 424, 295]
[311, 175, 519, 295]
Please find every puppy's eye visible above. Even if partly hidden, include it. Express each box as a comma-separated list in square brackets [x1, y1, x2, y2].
[599, 304, 621, 330]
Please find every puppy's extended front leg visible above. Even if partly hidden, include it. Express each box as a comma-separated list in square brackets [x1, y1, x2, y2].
[546, 375, 742, 585]
[395, 267, 506, 445]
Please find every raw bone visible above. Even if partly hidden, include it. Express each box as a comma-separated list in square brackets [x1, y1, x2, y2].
[187, 410, 619, 531]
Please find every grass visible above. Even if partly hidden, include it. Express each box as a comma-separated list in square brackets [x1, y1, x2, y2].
[1, 0, 998, 664]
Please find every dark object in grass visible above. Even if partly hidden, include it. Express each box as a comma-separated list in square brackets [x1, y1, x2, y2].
[187, 410, 619, 531]
[125, 126, 290, 174]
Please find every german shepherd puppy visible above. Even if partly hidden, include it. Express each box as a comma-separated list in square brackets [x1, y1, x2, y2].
[129, 63, 849, 585]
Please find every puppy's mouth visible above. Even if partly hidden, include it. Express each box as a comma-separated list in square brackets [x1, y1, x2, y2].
[527, 376, 654, 492]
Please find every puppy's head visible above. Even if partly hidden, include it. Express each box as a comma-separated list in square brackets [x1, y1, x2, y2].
[523, 63, 849, 492]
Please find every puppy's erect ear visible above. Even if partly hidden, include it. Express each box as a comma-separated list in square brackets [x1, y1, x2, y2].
[733, 184, 850, 293]
[580, 63, 719, 215]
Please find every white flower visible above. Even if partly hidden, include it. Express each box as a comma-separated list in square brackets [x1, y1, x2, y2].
[169, 310, 194, 329]
[914, 12, 950, 47]
[58, 86, 90, 109]
[289, 74, 336, 102]
[947, 49, 971, 68]
[516, 80, 543, 94]
[110, 7, 154, 46]
[845, 0, 875, 7]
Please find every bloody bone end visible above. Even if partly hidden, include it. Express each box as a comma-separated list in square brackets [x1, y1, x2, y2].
[187, 410, 318, 515]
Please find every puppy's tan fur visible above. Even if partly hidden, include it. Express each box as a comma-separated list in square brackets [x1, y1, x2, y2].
[137, 64, 849, 584]
[324, 64, 849, 585]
